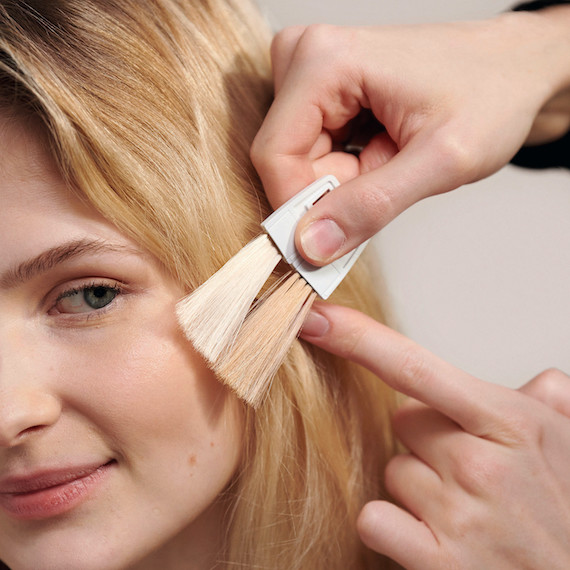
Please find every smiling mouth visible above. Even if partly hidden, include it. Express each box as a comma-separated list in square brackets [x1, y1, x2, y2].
[0, 460, 116, 520]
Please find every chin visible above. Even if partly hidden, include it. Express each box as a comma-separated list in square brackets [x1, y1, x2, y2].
[1, 531, 152, 570]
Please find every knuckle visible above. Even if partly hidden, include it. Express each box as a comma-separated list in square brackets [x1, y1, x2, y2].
[521, 367, 570, 422]
[249, 133, 265, 167]
[250, 132, 279, 174]
[445, 501, 486, 547]
[396, 344, 433, 395]
[295, 24, 338, 59]
[270, 25, 305, 59]
[383, 454, 409, 498]
[339, 320, 369, 362]
[451, 449, 511, 496]
[291, 25, 352, 80]
[530, 367, 570, 397]
[431, 129, 478, 184]
[352, 182, 395, 231]
[496, 404, 541, 446]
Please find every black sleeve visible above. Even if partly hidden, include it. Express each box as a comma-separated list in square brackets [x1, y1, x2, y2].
[511, 131, 570, 169]
[512, 1, 570, 10]
[509, 0, 570, 169]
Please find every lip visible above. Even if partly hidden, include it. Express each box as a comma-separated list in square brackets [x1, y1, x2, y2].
[0, 460, 115, 520]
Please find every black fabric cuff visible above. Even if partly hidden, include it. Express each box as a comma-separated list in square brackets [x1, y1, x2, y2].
[512, 1, 570, 10]
[511, 131, 570, 169]
[509, 0, 570, 169]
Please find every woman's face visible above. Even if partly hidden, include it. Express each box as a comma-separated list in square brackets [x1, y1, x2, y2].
[0, 114, 244, 570]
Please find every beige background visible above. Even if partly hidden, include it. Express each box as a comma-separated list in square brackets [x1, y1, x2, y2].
[256, 0, 570, 388]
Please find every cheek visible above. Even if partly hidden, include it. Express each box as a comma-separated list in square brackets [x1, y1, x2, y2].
[57, 306, 244, 476]
[1, 297, 246, 568]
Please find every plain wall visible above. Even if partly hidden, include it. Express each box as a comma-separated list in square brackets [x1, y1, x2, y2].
[256, 0, 570, 388]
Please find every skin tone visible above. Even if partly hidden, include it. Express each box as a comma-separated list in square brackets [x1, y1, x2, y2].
[301, 302, 570, 569]
[0, 113, 244, 570]
[251, 6, 570, 265]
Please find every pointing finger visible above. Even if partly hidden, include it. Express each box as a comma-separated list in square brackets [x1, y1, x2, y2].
[301, 302, 517, 438]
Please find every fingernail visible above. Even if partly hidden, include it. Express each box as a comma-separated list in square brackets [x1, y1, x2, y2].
[300, 219, 346, 263]
[301, 310, 330, 338]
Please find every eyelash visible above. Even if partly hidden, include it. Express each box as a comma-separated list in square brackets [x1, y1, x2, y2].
[51, 280, 124, 317]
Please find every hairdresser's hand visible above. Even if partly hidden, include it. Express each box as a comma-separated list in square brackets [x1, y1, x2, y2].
[252, 7, 570, 266]
[300, 304, 570, 569]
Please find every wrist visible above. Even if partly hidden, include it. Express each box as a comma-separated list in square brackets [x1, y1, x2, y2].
[498, 8, 570, 142]
[535, 5, 570, 91]
[499, 8, 570, 97]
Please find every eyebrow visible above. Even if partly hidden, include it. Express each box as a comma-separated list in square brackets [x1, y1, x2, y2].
[0, 238, 136, 289]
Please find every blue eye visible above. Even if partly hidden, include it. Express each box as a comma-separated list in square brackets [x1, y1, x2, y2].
[84, 286, 118, 309]
[56, 284, 120, 314]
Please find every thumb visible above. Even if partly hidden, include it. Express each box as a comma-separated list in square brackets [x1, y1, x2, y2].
[295, 129, 472, 265]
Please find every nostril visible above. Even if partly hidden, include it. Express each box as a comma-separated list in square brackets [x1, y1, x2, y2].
[17, 425, 47, 438]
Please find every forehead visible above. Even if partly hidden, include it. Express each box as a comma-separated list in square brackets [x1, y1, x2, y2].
[0, 110, 54, 178]
[0, 111, 135, 268]
[0, 111, 71, 216]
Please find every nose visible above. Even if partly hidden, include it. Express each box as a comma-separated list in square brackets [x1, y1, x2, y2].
[0, 330, 62, 447]
[0, 387, 61, 447]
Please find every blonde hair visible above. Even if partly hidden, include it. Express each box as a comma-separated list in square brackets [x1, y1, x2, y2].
[0, 1, 399, 568]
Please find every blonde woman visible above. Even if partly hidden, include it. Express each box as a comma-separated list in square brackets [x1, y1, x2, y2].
[0, 1, 399, 569]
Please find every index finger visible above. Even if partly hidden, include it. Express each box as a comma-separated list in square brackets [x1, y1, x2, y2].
[251, 28, 365, 208]
[301, 302, 514, 437]
[251, 95, 324, 207]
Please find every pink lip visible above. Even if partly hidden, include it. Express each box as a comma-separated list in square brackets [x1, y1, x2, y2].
[0, 460, 115, 520]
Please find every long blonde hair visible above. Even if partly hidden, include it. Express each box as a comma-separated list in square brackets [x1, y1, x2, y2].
[0, 1, 399, 568]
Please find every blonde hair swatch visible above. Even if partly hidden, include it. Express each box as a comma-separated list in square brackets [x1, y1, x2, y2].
[176, 234, 282, 365]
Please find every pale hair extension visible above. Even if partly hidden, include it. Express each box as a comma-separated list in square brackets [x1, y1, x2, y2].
[176, 234, 281, 363]
[215, 272, 317, 407]
[0, 1, 400, 568]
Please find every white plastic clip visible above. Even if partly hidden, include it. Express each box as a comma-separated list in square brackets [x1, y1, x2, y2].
[261, 175, 369, 299]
